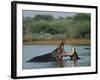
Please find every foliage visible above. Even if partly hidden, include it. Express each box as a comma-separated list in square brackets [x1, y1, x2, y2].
[23, 13, 90, 41]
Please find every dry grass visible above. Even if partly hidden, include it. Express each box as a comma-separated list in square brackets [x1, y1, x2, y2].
[23, 39, 90, 45]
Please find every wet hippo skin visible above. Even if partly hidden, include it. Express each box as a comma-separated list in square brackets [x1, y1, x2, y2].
[27, 53, 53, 62]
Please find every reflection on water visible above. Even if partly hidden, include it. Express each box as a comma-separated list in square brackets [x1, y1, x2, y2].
[55, 59, 77, 67]
[22, 45, 90, 69]
[56, 60, 64, 67]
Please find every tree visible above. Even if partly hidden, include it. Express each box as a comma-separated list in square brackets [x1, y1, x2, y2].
[73, 13, 90, 21]
[33, 14, 54, 21]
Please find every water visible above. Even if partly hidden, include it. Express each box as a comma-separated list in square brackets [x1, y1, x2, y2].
[22, 45, 91, 69]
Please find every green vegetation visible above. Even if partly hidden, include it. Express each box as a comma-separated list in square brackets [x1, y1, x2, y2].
[23, 13, 90, 42]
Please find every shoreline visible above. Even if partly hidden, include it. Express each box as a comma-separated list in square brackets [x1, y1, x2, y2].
[23, 39, 90, 45]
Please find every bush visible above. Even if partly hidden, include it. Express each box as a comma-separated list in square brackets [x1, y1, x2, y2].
[23, 13, 90, 41]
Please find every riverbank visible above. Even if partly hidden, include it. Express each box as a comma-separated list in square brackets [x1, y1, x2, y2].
[23, 39, 90, 45]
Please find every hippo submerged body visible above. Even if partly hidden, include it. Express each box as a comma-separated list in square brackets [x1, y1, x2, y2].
[27, 48, 80, 62]
[27, 53, 53, 62]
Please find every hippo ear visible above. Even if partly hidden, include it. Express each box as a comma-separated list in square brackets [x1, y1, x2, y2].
[71, 48, 72, 50]
[74, 48, 76, 52]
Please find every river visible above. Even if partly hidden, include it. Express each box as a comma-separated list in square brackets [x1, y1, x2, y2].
[22, 44, 90, 69]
